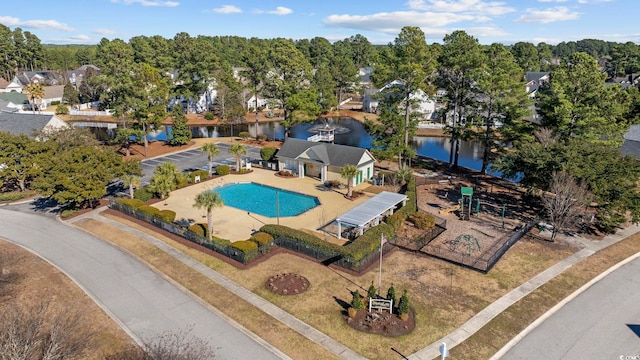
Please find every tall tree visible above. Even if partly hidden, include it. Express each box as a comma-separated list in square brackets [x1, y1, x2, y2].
[264, 39, 317, 137]
[537, 52, 630, 146]
[312, 63, 338, 113]
[510, 42, 539, 72]
[211, 63, 245, 130]
[475, 43, 531, 174]
[193, 191, 224, 242]
[373, 26, 437, 165]
[172, 33, 218, 110]
[329, 51, 358, 107]
[0, 132, 52, 192]
[241, 43, 268, 140]
[168, 104, 191, 146]
[542, 171, 592, 241]
[437, 30, 485, 168]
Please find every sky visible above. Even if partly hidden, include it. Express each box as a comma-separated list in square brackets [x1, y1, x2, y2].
[0, 0, 638, 46]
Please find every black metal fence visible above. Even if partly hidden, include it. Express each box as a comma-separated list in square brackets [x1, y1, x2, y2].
[390, 215, 447, 251]
[109, 200, 271, 264]
[422, 217, 540, 272]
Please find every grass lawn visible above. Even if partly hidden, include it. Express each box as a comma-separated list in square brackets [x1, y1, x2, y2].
[77, 212, 580, 359]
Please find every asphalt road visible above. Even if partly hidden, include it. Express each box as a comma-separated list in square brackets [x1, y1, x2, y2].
[139, 143, 264, 186]
[0, 207, 284, 360]
[501, 257, 640, 360]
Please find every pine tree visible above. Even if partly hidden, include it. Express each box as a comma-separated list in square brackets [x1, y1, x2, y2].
[367, 281, 377, 301]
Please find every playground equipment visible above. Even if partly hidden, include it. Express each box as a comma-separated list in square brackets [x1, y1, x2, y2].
[475, 199, 506, 228]
[439, 204, 460, 215]
[460, 187, 473, 220]
[445, 234, 481, 256]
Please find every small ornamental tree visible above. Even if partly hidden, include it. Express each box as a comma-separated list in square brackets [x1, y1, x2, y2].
[398, 290, 410, 320]
[386, 284, 397, 309]
[260, 146, 277, 161]
[351, 290, 364, 310]
[367, 281, 377, 300]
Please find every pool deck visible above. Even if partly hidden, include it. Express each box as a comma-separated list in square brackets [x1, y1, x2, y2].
[155, 168, 374, 241]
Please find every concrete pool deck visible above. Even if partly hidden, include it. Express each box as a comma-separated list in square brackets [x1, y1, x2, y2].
[154, 168, 374, 241]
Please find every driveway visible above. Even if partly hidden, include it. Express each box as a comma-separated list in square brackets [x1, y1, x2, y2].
[140, 143, 263, 186]
[0, 207, 286, 360]
[500, 257, 640, 359]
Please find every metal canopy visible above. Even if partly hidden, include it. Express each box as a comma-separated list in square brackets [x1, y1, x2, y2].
[336, 191, 408, 228]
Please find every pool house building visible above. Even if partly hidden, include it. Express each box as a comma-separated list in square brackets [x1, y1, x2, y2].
[276, 138, 376, 186]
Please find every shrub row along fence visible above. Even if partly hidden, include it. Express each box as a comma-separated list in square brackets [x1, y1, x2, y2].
[109, 200, 271, 264]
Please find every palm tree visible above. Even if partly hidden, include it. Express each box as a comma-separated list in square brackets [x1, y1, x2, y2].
[200, 143, 220, 176]
[396, 165, 413, 185]
[340, 164, 359, 198]
[121, 174, 140, 199]
[149, 162, 181, 199]
[22, 83, 45, 113]
[193, 191, 224, 242]
[228, 143, 248, 172]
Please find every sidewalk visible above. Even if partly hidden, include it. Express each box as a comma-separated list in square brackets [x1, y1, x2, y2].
[407, 223, 640, 360]
[69, 209, 366, 360]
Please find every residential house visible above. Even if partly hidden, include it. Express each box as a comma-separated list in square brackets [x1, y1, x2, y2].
[41, 85, 65, 109]
[0, 76, 25, 93]
[276, 138, 376, 186]
[524, 72, 550, 125]
[16, 71, 62, 87]
[67, 64, 100, 88]
[0, 112, 69, 138]
[362, 80, 436, 121]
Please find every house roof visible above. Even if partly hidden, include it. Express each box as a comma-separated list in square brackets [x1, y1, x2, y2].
[0, 77, 9, 89]
[44, 85, 65, 99]
[336, 191, 408, 228]
[525, 72, 550, 84]
[276, 138, 374, 167]
[0, 112, 58, 137]
[0, 92, 27, 104]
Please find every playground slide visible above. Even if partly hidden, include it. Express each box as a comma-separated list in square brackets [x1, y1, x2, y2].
[439, 205, 460, 215]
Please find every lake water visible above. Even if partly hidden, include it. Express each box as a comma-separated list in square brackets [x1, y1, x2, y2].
[144, 117, 497, 174]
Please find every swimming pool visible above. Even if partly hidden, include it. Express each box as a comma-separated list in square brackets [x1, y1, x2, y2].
[212, 182, 320, 217]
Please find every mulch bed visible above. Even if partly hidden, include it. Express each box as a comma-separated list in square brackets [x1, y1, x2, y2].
[343, 309, 415, 337]
[265, 273, 310, 295]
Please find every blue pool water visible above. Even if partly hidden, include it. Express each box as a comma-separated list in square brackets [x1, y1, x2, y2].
[212, 182, 320, 217]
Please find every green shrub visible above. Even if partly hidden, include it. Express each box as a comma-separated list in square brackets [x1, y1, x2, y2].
[398, 290, 410, 315]
[257, 134, 267, 141]
[351, 290, 364, 310]
[230, 240, 258, 253]
[51, 100, 61, 106]
[115, 197, 145, 209]
[386, 212, 405, 230]
[188, 223, 208, 238]
[239, 131, 250, 140]
[249, 232, 274, 246]
[413, 212, 436, 229]
[134, 186, 154, 202]
[60, 208, 78, 219]
[138, 205, 160, 216]
[386, 285, 397, 309]
[175, 174, 189, 189]
[55, 104, 69, 115]
[189, 169, 209, 183]
[215, 164, 230, 176]
[0, 191, 34, 202]
[156, 209, 176, 223]
[367, 281, 377, 300]
[204, 112, 214, 120]
[260, 146, 277, 161]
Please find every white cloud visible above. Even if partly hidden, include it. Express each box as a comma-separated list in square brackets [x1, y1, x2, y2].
[406, 0, 516, 16]
[70, 34, 91, 41]
[212, 5, 242, 14]
[110, 0, 179, 7]
[0, 16, 74, 31]
[537, 0, 568, 2]
[324, 11, 482, 34]
[577, 0, 614, 3]
[514, 7, 580, 23]
[267, 6, 293, 15]
[93, 28, 116, 35]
